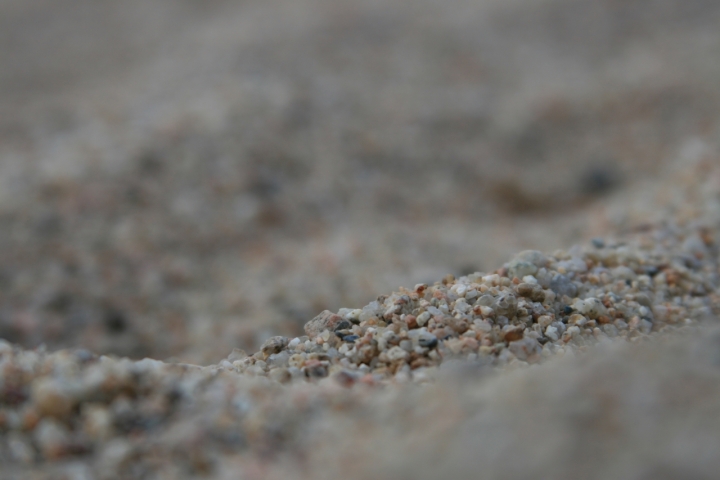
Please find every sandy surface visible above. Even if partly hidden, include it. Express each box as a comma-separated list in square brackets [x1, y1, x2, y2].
[0, 0, 719, 477]
[2, 0, 719, 363]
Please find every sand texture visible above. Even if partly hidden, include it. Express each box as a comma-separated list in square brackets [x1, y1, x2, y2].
[0, 0, 719, 478]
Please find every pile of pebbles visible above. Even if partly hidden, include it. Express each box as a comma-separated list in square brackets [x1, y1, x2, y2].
[1, 220, 717, 474]
[0, 342, 337, 476]
[231, 227, 718, 385]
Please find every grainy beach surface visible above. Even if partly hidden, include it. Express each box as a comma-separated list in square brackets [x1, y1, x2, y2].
[0, 0, 719, 478]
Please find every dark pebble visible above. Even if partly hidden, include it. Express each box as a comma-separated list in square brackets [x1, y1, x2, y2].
[342, 335, 359, 343]
[682, 256, 702, 270]
[305, 364, 328, 379]
[645, 266, 660, 277]
[104, 309, 128, 334]
[333, 320, 352, 332]
[419, 336, 439, 349]
[581, 164, 619, 195]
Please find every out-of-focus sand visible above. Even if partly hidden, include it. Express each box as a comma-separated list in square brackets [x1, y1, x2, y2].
[0, 0, 718, 365]
[1, 2, 720, 478]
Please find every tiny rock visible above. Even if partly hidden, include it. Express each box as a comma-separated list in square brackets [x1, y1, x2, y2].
[304, 311, 346, 339]
[508, 337, 542, 362]
[261, 336, 289, 357]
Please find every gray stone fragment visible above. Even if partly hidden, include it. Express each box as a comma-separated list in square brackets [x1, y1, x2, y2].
[550, 274, 578, 298]
[304, 311, 346, 339]
[267, 351, 290, 367]
[493, 294, 518, 317]
[508, 250, 548, 278]
[508, 337, 542, 361]
[261, 336, 289, 357]
[508, 261, 538, 279]
[418, 332, 438, 349]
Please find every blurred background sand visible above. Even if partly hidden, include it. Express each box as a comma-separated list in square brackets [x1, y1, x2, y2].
[1, 0, 719, 364]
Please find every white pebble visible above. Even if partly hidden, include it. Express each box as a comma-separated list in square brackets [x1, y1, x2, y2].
[386, 346, 409, 362]
[416, 311, 431, 327]
[545, 325, 559, 342]
[454, 299, 471, 314]
[452, 284, 468, 297]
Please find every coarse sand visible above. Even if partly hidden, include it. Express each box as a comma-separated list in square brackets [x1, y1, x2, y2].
[1, 0, 720, 478]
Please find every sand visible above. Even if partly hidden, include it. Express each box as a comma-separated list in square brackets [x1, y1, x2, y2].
[0, 0, 719, 477]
